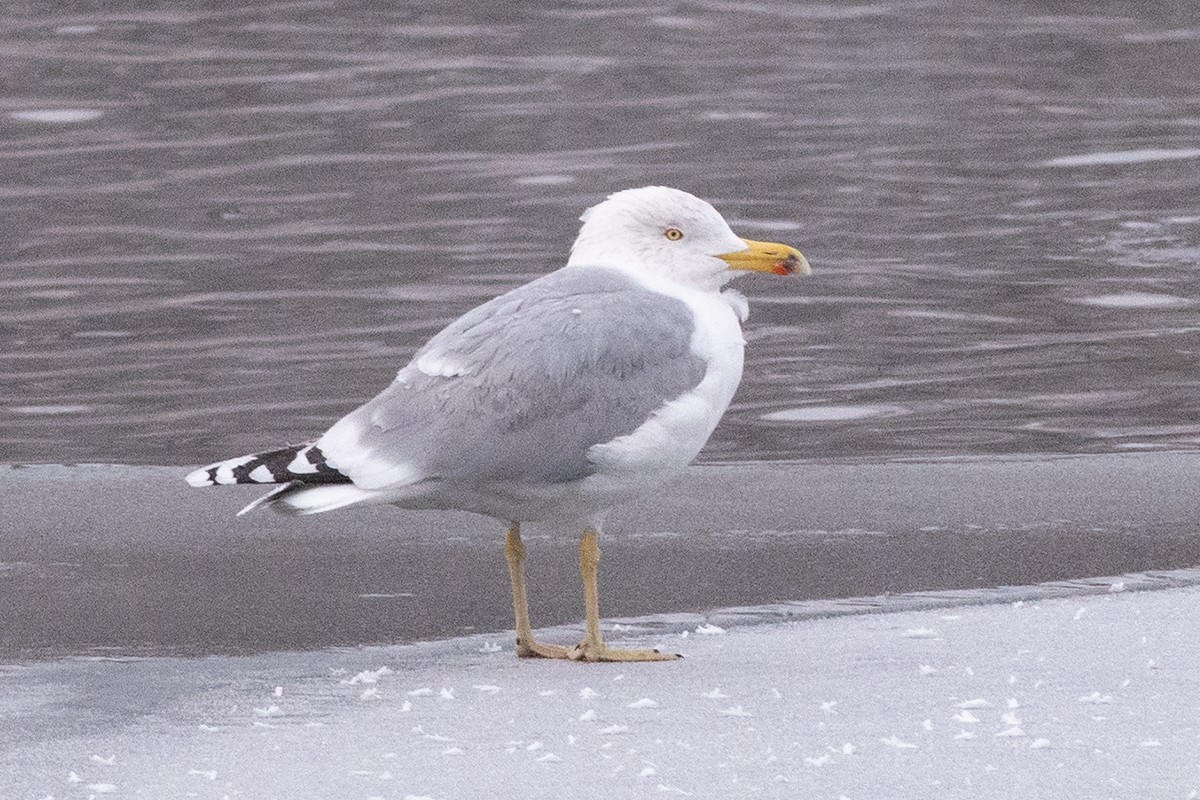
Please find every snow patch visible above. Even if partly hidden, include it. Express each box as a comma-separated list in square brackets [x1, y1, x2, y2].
[342, 666, 394, 685]
[901, 627, 939, 639]
[955, 698, 992, 709]
[1077, 692, 1114, 704]
[879, 736, 918, 749]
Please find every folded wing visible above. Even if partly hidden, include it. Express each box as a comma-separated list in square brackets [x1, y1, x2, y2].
[318, 267, 708, 491]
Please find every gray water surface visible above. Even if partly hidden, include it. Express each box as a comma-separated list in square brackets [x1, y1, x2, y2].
[2, 0, 1199, 466]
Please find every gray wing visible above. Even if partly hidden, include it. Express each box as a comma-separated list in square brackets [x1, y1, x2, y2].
[318, 267, 708, 490]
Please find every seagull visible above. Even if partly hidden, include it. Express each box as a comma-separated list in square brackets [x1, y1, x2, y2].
[187, 185, 809, 662]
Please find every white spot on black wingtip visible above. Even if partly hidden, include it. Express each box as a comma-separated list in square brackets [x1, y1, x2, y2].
[215, 455, 255, 484]
[248, 464, 274, 483]
[185, 465, 220, 487]
[186, 442, 350, 489]
[286, 445, 320, 475]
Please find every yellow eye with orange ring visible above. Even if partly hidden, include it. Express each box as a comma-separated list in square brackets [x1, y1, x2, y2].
[664, 228, 684, 241]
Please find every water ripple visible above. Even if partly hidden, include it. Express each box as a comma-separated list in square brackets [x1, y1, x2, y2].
[2, 0, 1199, 464]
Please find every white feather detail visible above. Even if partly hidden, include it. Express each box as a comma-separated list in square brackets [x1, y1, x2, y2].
[316, 416, 423, 491]
[327, 452, 420, 492]
[286, 446, 319, 474]
[248, 464, 274, 483]
[214, 455, 255, 485]
[276, 484, 379, 515]
[237, 482, 298, 516]
[415, 350, 471, 378]
[722, 288, 749, 322]
[185, 466, 215, 487]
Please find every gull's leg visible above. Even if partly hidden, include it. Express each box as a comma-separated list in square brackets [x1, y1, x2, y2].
[504, 521, 569, 659]
[569, 528, 680, 663]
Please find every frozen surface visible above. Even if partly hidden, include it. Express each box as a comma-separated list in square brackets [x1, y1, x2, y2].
[4, 583, 1198, 798]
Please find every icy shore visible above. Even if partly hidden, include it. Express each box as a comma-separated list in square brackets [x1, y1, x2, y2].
[4, 579, 1198, 799]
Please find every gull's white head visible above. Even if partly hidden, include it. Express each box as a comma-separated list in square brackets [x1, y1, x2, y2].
[567, 186, 808, 291]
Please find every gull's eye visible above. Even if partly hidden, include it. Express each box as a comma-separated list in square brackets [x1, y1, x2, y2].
[663, 227, 684, 241]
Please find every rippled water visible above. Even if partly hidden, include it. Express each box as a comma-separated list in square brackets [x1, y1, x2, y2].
[2, 0, 1199, 465]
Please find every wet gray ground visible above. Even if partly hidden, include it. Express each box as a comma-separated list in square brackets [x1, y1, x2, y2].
[3, 454, 1198, 658]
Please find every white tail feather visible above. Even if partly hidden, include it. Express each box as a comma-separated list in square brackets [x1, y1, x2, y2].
[274, 484, 379, 515]
[237, 482, 301, 516]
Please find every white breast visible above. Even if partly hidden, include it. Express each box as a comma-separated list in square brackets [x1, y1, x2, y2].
[586, 280, 746, 480]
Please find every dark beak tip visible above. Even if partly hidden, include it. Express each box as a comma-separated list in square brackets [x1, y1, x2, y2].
[781, 254, 805, 274]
